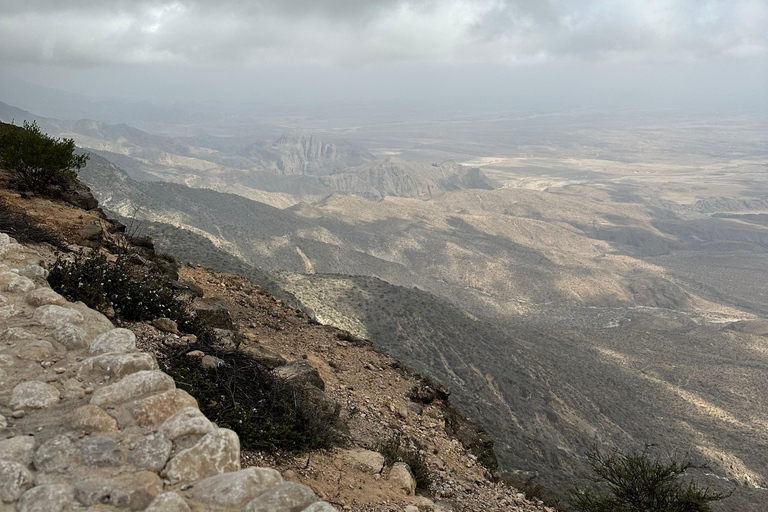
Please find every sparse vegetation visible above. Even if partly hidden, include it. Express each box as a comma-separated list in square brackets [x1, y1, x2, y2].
[568, 447, 728, 512]
[0, 120, 89, 193]
[48, 253, 340, 453]
[376, 433, 432, 495]
[165, 354, 340, 453]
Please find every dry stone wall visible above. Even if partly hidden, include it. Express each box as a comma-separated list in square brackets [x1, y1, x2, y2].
[0, 233, 338, 512]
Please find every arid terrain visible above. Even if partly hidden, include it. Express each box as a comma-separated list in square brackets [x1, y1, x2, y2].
[2, 103, 767, 510]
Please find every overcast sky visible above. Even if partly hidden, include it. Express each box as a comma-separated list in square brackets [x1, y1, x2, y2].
[1, 0, 766, 113]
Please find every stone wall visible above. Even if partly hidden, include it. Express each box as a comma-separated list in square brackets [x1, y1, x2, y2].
[0, 233, 338, 512]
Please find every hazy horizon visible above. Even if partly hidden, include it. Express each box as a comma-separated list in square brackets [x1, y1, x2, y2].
[1, 0, 766, 120]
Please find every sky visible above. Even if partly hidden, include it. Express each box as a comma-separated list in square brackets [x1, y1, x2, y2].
[0, 0, 766, 113]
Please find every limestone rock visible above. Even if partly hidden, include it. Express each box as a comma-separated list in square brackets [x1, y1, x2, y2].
[64, 405, 118, 433]
[89, 328, 136, 355]
[15, 340, 55, 362]
[192, 297, 233, 329]
[241, 481, 316, 512]
[0, 327, 34, 341]
[272, 360, 325, 391]
[4, 275, 36, 294]
[152, 318, 178, 334]
[52, 323, 88, 350]
[33, 305, 83, 328]
[33, 436, 76, 473]
[24, 288, 65, 307]
[0, 460, 34, 503]
[10, 381, 60, 410]
[242, 345, 287, 370]
[0, 436, 36, 466]
[18, 265, 48, 280]
[211, 328, 239, 353]
[77, 352, 158, 380]
[129, 434, 172, 472]
[185, 467, 283, 508]
[389, 462, 416, 495]
[17, 484, 72, 512]
[89, 370, 175, 406]
[158, 407, 214, 441]
[73, 472, 162, 510]
[345, 449, 385, 475]
[144, 492, 190, 512]
[200, 355, 226, 369]
[131, 389, 198, 427]
[78, 436, 123, 466]
[0, 415, 6, 428]
[164, 429, 240, 484]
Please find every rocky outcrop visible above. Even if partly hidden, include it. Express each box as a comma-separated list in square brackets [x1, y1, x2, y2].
[0, 234, 338, 512]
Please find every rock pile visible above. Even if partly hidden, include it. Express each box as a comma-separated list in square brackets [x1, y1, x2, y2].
[0, 233, 338, 512]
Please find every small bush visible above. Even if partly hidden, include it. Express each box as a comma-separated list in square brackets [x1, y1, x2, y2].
[47, 254, 209, 340]
[568, 447, 729, 512]
[0, 120, 88, 193]
[376, 434, 432, 494]
[165, 353, 340, 453]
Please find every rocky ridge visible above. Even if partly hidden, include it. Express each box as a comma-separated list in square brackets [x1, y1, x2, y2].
[0, 174, 549, 511]
[0, 232, 337, 512]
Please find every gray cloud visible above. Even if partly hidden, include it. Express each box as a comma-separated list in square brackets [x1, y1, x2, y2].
[0, 0, 765, 68]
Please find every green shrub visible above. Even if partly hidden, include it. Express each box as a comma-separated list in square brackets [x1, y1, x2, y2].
[0, 120, 88, 193]
[376, 434, 432, 494]
[47, 254, 209, 340]
[165, 353, 339, 453]
[568, 447, 729, 512]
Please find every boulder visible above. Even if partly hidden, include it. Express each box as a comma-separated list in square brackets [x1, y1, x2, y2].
[241, 482, 316, 512]
[151, 318, 178, 334]
[24, 288, 65, 307]
[211, 328, 239, 353]
[0, 436, 36, 466]
[52, 323, 88, 350]
[4, 275, 36, 294]
[33, 436, 76, 473]
[158, 407, 215, 441]
[129, 434, 172, 472]
[344, 449, 385, 475]
[32, 305, 83, 328]
[303, 502, 339, 512]
[131, 389, 198, 427]
[0, 461, 34, 503]
[78, 436, 123, 467]
[144, 492, 190, 512]
[77, 352, 158, 380]
[389, 462, 416, 495]
[184, 467, 283, 508]
[10, 381, 60, 410]
[242, 345, 287, 370]
[89, 370, 175, 407]
[192, 297, 232, 329]
[164, 429, 240, 484]
[200, 355, 226, 369]
[89, 328, 136, 355]
[16, 484, 73, 512]
[63, 405, 118, 433]
[272, 360, 325, 391]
